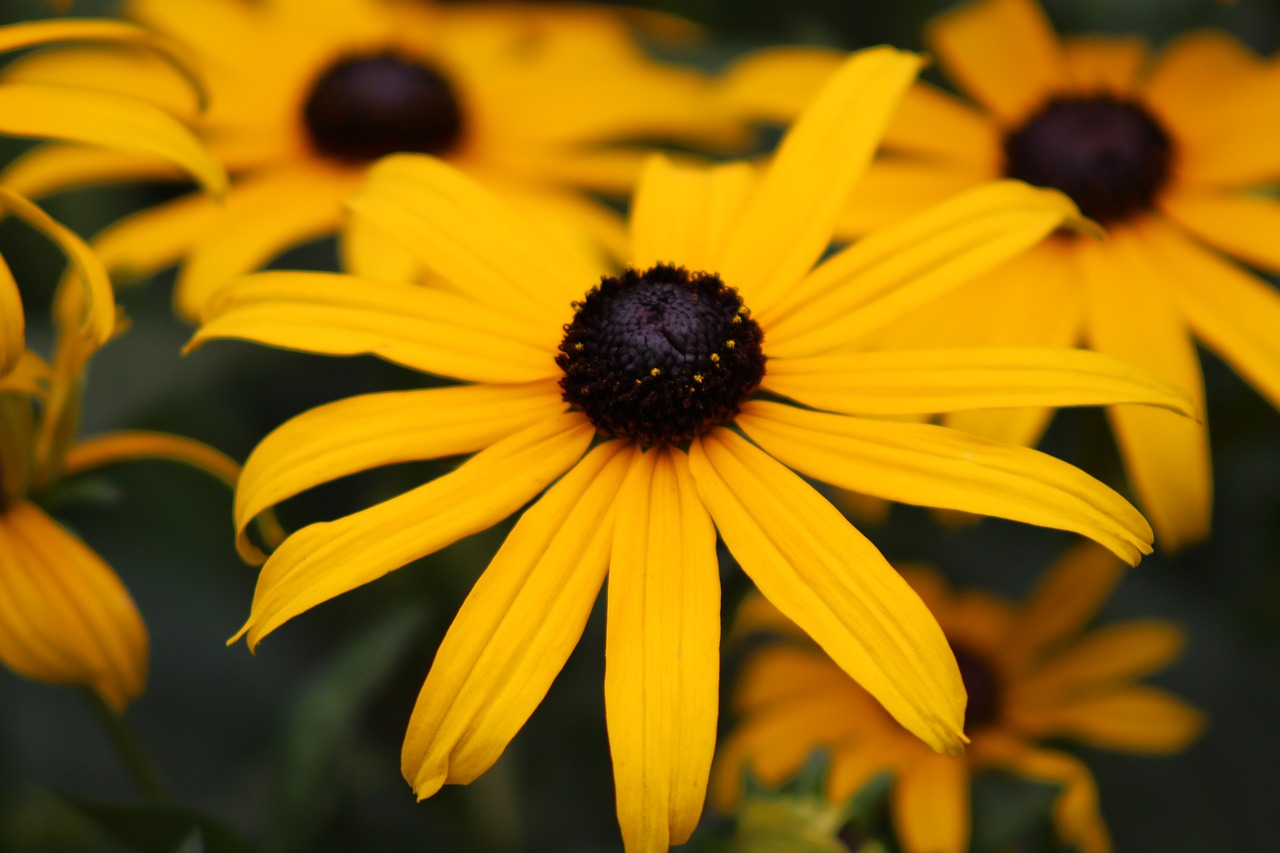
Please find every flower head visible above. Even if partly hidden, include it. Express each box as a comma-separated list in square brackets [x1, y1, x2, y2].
[194, 48, 1197, 852]
[713, 544, 1205, 853]
[3, 0, 734, 320]
[721, 0, 1280, 551]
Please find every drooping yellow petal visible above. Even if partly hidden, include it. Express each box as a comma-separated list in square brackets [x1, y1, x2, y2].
[629, 157, 755, 274]
[716, 48, 924, 315]
[1014, 686, 1204, 753]
[1, 142, 186, 201]
[0, 84, 224, 197]
[1062, 36, 1149, 95]
[0, 252, 23, 377]
[0, 501, 147, 709]
[62, 430, 239, 485]
[403, 441, 635, 797]
[175, 163, 354, 320]
[1010, 622, 1185, 705]
[234, 413, 594, 649]
[762, 181, 1085, 354]
[1080, 222, 1210, 551]
[688, 427, 967, 755]
[736, 401, 1153, 565]
[606, 446, 719, 851]
[234, 381, 565, 560]
[1143, 219, 1280, 414]
[191, 271, 560, 384]
[926, 0, 1066, 126]
[998, 542, 1123, 674]
[763, 347, 1196, 418]
[892, 751, 970, 853]
[348, 154, 593, 324]
[1160, 189, 1280, 276]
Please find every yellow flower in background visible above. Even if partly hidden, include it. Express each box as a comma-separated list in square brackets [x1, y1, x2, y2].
[0, 196, 246, 710]
[722, 0, 1280, 551]
[714, 545, 1204, 853]
[192, 49, 1198, 852]
[3, 0, 734, 321]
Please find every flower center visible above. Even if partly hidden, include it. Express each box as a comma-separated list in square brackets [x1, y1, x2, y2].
[951, 641, 1002, 734]
[1003, 95, 1172, 224]
[302, 51, 464, 164]
[557, 264, 766, 446]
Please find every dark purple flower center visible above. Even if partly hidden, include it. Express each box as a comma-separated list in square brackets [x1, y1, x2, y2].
[302, 51, 464, 164]
[951, 641, 1002, 734]
[1003, 95, 1173, 224]
[557, 264, 766, 446]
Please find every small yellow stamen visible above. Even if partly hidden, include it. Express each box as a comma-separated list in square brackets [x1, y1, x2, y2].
[726, 339, 737, 349]
[573, 342, 584, 351]
[650, 367, 661, 377]
[693, 374, 703, 383]
[710, 353, 720, 363]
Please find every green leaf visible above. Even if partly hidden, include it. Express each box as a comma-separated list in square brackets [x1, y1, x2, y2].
[56, 797, 251, 853]
[968, 769, 1061, 853]
[265, 604, 426, 853]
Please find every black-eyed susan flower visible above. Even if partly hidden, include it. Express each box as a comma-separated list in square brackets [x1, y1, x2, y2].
[3, 0, 732, 320]
[713, 545, 1204, 853]
[721, 0, 1280, 551]
[0, 196, 246, 710]
[192, 48, 1199, 852]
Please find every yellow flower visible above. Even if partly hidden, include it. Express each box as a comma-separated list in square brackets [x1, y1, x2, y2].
[192, 49, 1198, 853]
[721, 0, 1280, 551]
[713, 544, 1205, 853]
[0, 196, 245, 710]
[3, 0, 732, 320]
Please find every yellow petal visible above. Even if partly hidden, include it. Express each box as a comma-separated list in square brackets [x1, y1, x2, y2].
[1, 143, 184, 201]
[737, 400, 1153, 565]
[762, 181, 1085, 354]
[348, 154, 592, 325]
[0, 252, 23, 377]
[234, 381, 565, 560]
[926, 0, 1066, 125]
[62, 430, 239, 484]
[629, 156, 755, 273]
[1015, 686, 1204, 753]
[0, 188, 113, 348]
[606, 447, 719, 850]
[1080, 223, 1210, 551]
[688, 428, 967, 755]
[763, 346, 1196, 418]
[716, 46, 844, 125]
[191, 271, 560, 384]
[235, 413, 594, 649]
[90, 191, 221, 285]
[338, 213, 423, 284]
[175, 164, 353, 321]
[716, 48, 924, 314]
[892, 752, 970, 853]
[884, 82, 1003, 168]
[0, 501, 147, 709]
[1011, 621, 1185, 706]
[0, 84, 224, 197]
[1062, 35, 1149, 95]
[1160, 189, 1280, 276]
[403, 441, 635, 796]
[836, 156, 987, 237]
[998, 542, 1123, 673]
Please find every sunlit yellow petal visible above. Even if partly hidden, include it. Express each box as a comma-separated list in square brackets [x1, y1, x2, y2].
[0, 501, 147, 709]
[630, 156, 755, 273]
[716, 46, 844, 125]
[737, 401, 1153, 565]
[1160, 189, 1280, 276]
[338, 212, 423, 283]
[762, 181, 1085, 353]
[926, 0, 1066, 125]
[1080, 223, 1210, 551]
[191, 271, 560, 384]
[836, 157, 987, 236]
[1, 143, 184, 201]
[716, 48, 924, 314]
[0, 84, 224, 197]
[763, 347, 1196, 418]
[892, 752, 969, 853]
[688, 428, 966, 755]
[234, 380, 565, 560]
[403, 441, 634, 796]
[607, 447, 719, 850]
[235, 413, 594, 649]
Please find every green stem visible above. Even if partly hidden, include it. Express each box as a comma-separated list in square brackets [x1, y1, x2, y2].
[83, 689, 171, 804]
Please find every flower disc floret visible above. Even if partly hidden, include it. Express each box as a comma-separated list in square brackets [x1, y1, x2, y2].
[1003, 95, 1172, 224]
[557, 263, 765, 446]
[303, 51, 464, 163]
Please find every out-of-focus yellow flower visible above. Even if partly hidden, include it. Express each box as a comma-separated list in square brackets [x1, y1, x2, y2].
[3, 0, 735, 321]
[714, 544, 1204, 853]
[721, 0, 1280, 552]
[192, 48, 1198, 853]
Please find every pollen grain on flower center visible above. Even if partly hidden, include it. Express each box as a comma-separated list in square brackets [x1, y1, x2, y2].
[1003, 94, 1173, 224]
[302, 51, 465, 164]
[557, 264, 766, 446]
